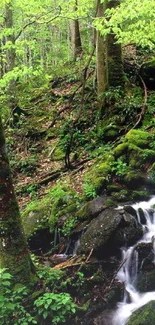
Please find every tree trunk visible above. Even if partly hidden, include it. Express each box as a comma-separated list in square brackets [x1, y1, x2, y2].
[0, 116, 33, 284]
[96, 0, 124, 97]
[5, 2, 17, 114]
[70, 0, 82, 60]
[96, 0, 108, 96]
[5, 3, 15, 73]
[105, 0, 124, 87]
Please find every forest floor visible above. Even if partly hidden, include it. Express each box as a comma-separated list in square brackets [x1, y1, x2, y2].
[8, 77, 97, 210]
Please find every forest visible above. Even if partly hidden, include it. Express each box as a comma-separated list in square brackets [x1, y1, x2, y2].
[1, 0, 155, 324]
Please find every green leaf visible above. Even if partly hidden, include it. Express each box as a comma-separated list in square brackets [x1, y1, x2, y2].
[43, 311, 48, 319]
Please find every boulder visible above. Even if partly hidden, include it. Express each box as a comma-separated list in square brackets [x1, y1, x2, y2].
[140, 58, 155, 89]
[127, 301, 155, 325]
[75, 197, 107, 221]
[78, 208, 142, 258]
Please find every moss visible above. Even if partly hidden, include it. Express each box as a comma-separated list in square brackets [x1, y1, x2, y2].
[148, 163, 155, 184]
[127, 301, 155, 325]
[51, 147, 65, 161]
[111, 190, 129, 202]
[114, 143, 128, 158]
[124, 170, 143, 186]
[75, 202, 91, 220]
[131, 190, 150, 201]
[104, 199, 115, 207]
[103, 125, 119, 140]
[125, 129, 152, 148]
[22, 196, 51, 238]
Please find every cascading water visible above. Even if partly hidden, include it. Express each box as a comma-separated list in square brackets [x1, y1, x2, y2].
[113, 196, 155, 325]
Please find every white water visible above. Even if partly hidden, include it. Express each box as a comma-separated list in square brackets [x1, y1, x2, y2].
[113, 196, 155, 325]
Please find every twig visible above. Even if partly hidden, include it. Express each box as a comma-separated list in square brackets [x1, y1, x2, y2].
[133, 76, 148, 129]
[86, 248, 94, 263]
[108, 258, 127, 289]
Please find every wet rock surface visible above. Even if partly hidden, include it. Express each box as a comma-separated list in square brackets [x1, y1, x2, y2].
[127, 301, 155, 325]
[75, 196, 107, 221]
[78, 208, 142, 258]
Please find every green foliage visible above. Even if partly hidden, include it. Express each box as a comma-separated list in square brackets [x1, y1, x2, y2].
[37, 267, 65, 290]
[34, 292, 76, 324]
[111, 159, 128, 177]
[95, 0, 155, 49]
[11, 155, 38, 176]
[0, 269, 37, 325]
[83, 180, 97, 199]
[61, 216, 78, 237]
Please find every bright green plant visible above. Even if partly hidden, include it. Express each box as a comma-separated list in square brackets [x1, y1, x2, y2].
[37, 267, 65, 290]
[83, 181, 97, 199]
[61, 216, 78, 237]
[0, 269, 37, 325]
[111, 159, 128, 177]
[34, 292, 77, 324]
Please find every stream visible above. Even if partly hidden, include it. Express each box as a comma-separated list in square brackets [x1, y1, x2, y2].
[112, 196, 155, 325]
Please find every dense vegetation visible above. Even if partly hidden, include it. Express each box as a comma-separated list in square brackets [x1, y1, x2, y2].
[1, 0, 155, 324]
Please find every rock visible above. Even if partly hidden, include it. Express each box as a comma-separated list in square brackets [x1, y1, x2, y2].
[75, 197, 107, 221]
[137, 269, 155, 292]
[124, 205, 137, 218]
[127, 301, 155, 325]
[115, 212, 143, 246]
[140, 58, 155, 89]
[77, 209, 142, 258]
[135, 242, 155, 292]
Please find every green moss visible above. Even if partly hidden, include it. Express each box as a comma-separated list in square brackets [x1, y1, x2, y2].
[124, 170, 142, 185]
[105, 199, 115, 207]
[22, 196, 51, 237]
[51, 147, 65, 161]
[111, 190, 128, 202]
[148, 163, 155, 184]
[114, 143, 128, 158]
[125, 129, 152, 148]
[131, 190, 150, 201]
[127, 301, 155, 325]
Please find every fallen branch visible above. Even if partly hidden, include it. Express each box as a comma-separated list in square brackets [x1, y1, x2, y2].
[108, 257, 127, 289]
[86, 248, 94, 263]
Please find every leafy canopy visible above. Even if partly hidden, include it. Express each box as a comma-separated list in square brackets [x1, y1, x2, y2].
[94, 0, 155, 48]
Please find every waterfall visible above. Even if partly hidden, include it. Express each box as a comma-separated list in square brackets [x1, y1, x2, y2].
[113, 196, 155, 325]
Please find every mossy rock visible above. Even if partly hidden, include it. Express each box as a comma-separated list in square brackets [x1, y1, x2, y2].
[127, 301, 155, 325]
[114, 143, 128, 158]
[84, 154, 114, 194]
[148, 163, 155, 185]
[103, 125, 120, 141]
[124, 170, 144, 188]
[125, 129, 153, 148]
[137, 269, 155, 292]
[111, 189, 129, 202]
[22, 197, 51, 238]
[75, 197, 106, 221]
[78, 209, 142, 258]
[140, 57, 155, 88]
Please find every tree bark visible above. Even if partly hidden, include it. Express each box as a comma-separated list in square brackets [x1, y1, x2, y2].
[70, 0, 82, 60]
[5, 3, 16, 73]
[96, 0, 125, 97]
[105, 0, 124, 87]
[0, 116, 33, 284]
[96, 0, 108, 96]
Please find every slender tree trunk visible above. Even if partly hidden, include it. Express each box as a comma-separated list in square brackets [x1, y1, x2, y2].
[70, 0, 82, 60]
[5, 3, 15, 73]
[96, 0, 125, 97]
[4, 2, 18, 120]
[96, 0, 108, 96]
[105, 0, 124, 87]
[0, 116, 33, 284]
